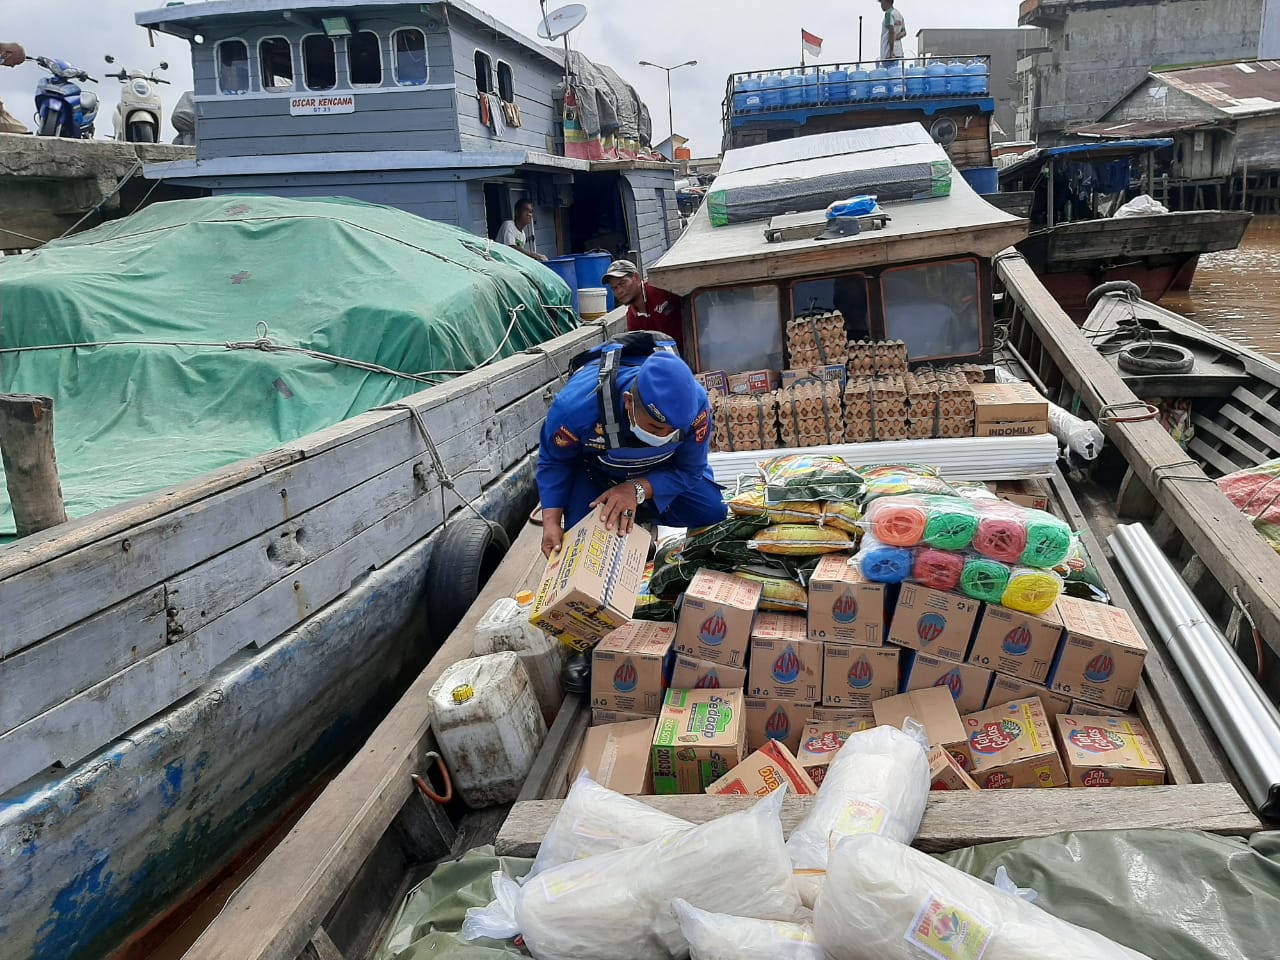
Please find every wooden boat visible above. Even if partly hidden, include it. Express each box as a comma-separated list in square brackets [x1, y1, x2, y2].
[166, 133, 1280, 960]
[997, 139, 1253, 312]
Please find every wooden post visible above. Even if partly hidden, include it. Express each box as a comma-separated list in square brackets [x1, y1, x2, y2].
[0, 393, 68, 537]
[1242, 161, 1249, 211]
[1046, 157, 1055, 229]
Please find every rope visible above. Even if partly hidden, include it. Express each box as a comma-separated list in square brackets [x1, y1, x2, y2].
[55, 159, 145, 241]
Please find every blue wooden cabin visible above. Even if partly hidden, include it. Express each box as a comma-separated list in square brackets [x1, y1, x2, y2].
[136, 0, 679, 270]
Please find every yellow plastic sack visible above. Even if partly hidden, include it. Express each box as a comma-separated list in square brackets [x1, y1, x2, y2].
[728, 487, 823, 525]
[819, 501, 863, 535]
[735, 571, 808, 611]
[748, 524, 854, 556]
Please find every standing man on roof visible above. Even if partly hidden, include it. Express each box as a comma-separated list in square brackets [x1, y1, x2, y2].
[603, 259, 686, 356]
[879, 0, 906, 63]
[495, 198, 548, 262]
[536, 335, 723, 557]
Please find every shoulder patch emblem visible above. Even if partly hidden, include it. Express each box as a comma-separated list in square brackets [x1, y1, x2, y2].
[692, 409, 710, 444]
[552, 425, 579, 448]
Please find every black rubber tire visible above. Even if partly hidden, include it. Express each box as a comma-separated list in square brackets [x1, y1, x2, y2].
[38, 110, 61, 137]
[1117, 342, 1195, 375]
[128, 120, 157, 143]
[425, 517, 511, 640]
[1085, 280, 1142, 311]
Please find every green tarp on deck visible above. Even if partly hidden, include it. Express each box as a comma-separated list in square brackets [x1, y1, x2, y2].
[0, 195, 575, 538]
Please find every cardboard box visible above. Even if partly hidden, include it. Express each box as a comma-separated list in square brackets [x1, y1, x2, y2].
[929, 744, 981, 791]
[902, 652, 994, 717]
[749, 630, 822, 704]
[781, 365, 849, 388]
[673, 569, 763, 668]
[1057, 715, 1167, 787]
[1068, 698, 1133, 718]
[652, 688, 747, 795]
[592, 708, 652, 726]
[968, 604, 1064, 683]
[707, 739, 818, 796]
[974, 420, 1050, 438]
[1047, 595, 1148, 710]
[887, 585, 981, 663]
[669, 654, 747, 692]
[964, 697, 1067, 789]
[728, 369, 782, 395]
[969, 382, 1049, 425]
[874, 687, 972, 771]
[985, 675, 1072, 720]
[572, 719, 657, 795]
[822, 643, 900, 709]
[743, 696, 810, 754]
[807, 554, 889, 646]
[590, 622, 674, 715]
[694, 370, 730, 397]
[798, 719, 873, 785]
[530, 505, 652, 652]
[993, 478, 1052, 512]
[812, 706, 876, 723]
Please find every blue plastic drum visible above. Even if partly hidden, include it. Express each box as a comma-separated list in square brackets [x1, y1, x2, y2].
[573, 252, 615, 310]
[545, 256, 579, 313]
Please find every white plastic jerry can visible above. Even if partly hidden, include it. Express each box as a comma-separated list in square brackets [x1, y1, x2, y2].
[428, 651, 547, 808]
[474, 591, 566, 723]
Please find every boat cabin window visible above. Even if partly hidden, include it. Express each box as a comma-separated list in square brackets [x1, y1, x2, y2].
[258, 37, 294, 92]
[791, 275, 871, 342]
[348, 31, 383, 87]
[392, 29, 427, 86]
[302, 35, 337, 91]
[880, 258, 982, 362]
[216, 40, 250, 95]
[475, 50, 494, 95]
[691, 285, 784, 373]
[497, 61, 515, 104]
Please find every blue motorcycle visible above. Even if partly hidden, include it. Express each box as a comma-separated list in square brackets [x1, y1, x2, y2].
[28, 55, 99, 138]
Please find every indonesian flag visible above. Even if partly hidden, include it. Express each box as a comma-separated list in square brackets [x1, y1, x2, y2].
[802, 29, 823, 58]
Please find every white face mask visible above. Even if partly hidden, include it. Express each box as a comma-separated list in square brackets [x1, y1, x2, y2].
[627, 395, 681, 447]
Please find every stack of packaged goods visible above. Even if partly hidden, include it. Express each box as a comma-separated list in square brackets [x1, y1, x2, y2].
[904, 367, 975, 440]
[776, 379, 845, 448]
[844, 374, 908, 442]
[846, 338, 908, 376]
[711, 392, 780, 452]
[786, 311, 849, 369]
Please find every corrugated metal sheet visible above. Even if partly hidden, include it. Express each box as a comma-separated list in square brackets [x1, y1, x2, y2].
[1074, 119, 1223, 138]
[1156, 60, 1280, 118]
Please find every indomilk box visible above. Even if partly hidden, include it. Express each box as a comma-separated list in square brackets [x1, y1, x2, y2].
[652, 688, 746, 794]
[887, 585, 981, 663]
[968, 603, 1064, 683]
[964, 697, 1067, 789]
[807, 554, 888, 646]
[673, 569, 763, 667]
[1058, 715, 1166, 787]
[590, 622, 674, 715]
[706, 739, 818, 796]
[1047, 595, 1147, 710]
[530, 505, 651, 652]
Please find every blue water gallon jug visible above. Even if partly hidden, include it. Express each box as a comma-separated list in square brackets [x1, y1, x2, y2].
[741, 74, 763, 112]
[945, 60, 966, 95]
[801, 70, 819, 106]
[826, 68, 849, 103]
[905, 64, 927, 97]
[926, 61, 948, 96]
[783, 72, 806, 107]
[762, 72, 785, 109]
[966, 60, 989, 96]
[887, 64, 905, 99]
[869, 67, 890, 100]
[850, 69, 871, 101]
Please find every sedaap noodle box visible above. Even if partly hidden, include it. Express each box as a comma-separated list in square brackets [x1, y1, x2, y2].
[963, 697, 1067, 789]
[652, 688, 746, 794]
[1057, 714, 1166, 787]
[530, 504, 651, 652]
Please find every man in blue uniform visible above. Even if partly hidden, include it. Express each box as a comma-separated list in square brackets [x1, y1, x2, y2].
[537, 344, 725, 557]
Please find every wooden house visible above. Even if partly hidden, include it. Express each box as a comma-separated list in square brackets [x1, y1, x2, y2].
[135, 0, 679, 268]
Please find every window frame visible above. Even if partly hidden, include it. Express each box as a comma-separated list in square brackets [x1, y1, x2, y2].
[878, 255, 987, 363]
[688, 282, 784, 375]
[496, 59, 516, 104]
[300, 32, 338, 92]
[787, 271, 875, 345]
[391, 27, 428, 86]
[347, 29, 384, 88]
[474, 48, 494, 96]
[215, 38, 251, 95]
[257, 35, 295, 93]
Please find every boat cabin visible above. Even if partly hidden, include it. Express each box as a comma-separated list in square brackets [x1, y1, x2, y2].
[134, 0, 680, 269]
[651, 126, 1027, 375]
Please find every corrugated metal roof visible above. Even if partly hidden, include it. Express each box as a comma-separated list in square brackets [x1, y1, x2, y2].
[1072, 119, 1223, 138]
[1155, 60, 1280, 117]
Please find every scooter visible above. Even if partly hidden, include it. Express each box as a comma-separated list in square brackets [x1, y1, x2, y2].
[103, 55, 170, 143]
[28, 55, 98, 138]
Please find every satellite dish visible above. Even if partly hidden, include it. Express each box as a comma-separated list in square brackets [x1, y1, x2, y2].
[537, 3, 588, 40]
[929, 117, 959, 147]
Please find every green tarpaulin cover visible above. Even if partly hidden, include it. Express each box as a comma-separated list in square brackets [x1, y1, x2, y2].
[0, 195, 575, 538]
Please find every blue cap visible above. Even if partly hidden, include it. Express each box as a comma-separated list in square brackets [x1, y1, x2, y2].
[634, 353, 700, 430]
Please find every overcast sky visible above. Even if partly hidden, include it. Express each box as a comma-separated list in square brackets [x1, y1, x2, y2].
[1, 0, 1023, 149]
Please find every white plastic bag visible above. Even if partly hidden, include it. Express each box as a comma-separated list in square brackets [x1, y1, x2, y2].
[463, 788, 805, 960]
[785, 721, 929, 906]
[526, 771, 692, 879]
[673, 899, 824, 960]
[1114, 194, 1168, 218]
[994, 367, 1104, 461]
[813, 833, 1154, 959]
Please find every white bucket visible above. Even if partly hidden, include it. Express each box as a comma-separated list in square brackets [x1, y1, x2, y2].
[579, 287, 609, 320]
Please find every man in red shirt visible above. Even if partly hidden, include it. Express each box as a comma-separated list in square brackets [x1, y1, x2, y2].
[603, 259, 686, 356]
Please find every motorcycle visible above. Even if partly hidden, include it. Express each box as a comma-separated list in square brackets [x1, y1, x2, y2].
[28, 55, 98, 138]
[103, 55, 170, 143]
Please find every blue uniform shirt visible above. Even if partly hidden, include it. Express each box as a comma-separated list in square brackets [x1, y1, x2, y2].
[537, 359, 713, 513]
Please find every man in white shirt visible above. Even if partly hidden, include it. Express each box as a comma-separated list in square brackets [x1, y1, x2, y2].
[879, 0, 906, 62]
[495, 199, 548, 262]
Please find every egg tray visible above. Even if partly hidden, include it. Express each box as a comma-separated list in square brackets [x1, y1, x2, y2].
[847, 339, 909, 376]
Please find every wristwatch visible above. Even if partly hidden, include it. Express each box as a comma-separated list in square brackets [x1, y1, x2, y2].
[632, 480, 647, 506]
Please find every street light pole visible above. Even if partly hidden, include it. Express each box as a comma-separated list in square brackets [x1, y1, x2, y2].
[638, 58, 697, 151]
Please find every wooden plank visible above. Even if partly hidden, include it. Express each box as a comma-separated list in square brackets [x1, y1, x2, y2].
[180, 523, 548, 960]
[1187, 436, 1242, 477]
[1216, 402, 1280, 456]
[0, 394, 68, 537]
[496, 782, 1260, 858]
[1192, 413, 1268, 466]
[516, 695, 588, 803]
[1229, 384, 1280, 435]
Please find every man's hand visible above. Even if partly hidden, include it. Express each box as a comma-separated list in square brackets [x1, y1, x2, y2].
[0, 43, 26, 68]
[535, 252, 548, 262]
[541, 507, 565, 558]
[591, 482, 640, 535]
